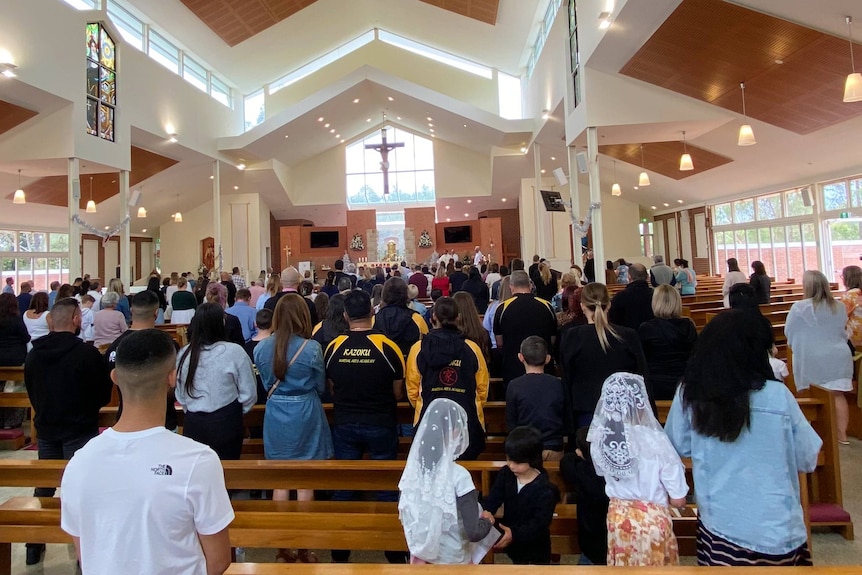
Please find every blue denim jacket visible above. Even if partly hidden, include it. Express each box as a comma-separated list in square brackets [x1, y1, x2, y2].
[665, 380, 821, 555]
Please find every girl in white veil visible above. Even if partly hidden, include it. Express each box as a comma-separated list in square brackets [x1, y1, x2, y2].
[398, 398, 493, 564]
[587, 372, 688, 566]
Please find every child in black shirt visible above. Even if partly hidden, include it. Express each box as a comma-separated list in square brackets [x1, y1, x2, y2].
[505, 336, 565, 460]
[481, 426, 559, 564]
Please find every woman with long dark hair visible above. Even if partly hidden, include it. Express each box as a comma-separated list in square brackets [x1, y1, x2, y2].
[254, 293, 331, 563]
[453, 292, 491, 364]
[721, 258, 747, 308]
[666, 310, 820, 566]
[312, 293, 348, 350]
[459, 267, 490, 314]
[146, 275, 167, 324]
[175, 303, 257, 460]
[23, 292, 52, 348]
[0, 293, 30, 429]
[749, 260, 771, 304]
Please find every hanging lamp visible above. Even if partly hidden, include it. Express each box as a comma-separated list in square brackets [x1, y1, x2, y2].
[611, 160, 621, 196]
[12, 169, 25, 204]
[679, 131, 694, 171]
[173, 194, 182, 223]
[638, 144, 651, 186]
[844, 17, 862, 103]
[86, 176, 96, 213]
[137, 186, 147, 218]
[737, 82, 756, 146]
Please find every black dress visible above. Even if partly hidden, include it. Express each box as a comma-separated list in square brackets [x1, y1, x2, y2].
[750, 273, 771, 304]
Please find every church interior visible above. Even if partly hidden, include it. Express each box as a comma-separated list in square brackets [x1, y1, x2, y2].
[4, 0, 862, 570]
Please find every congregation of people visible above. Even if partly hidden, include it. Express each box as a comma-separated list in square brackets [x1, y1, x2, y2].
[6, 247, 858, 573]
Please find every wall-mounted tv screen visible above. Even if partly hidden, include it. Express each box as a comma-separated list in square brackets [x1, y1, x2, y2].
[443, 225, 472, 244]
[309, 230, 340, 249]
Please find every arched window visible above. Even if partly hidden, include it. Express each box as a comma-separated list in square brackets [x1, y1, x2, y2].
[345, 127, 435, 208]
[86, 22, 116, 141]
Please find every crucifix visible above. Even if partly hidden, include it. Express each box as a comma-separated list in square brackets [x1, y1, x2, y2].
[365, 128, 404, 195]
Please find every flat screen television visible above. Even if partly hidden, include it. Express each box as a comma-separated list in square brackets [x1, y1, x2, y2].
[309, 230, 340, 249]
[443, 225, 472, 244]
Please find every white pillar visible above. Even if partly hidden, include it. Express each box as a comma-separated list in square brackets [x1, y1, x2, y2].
[587, 127, 605, 273]
[533, 142, 546, 258]
[567, 144, 581, 266]
[68, 158, 81, 280]
[213, 161, 222, 276]
[119, 170, 131, 287]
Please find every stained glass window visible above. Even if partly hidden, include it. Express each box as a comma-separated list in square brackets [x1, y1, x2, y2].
[86, 23, 116, 142]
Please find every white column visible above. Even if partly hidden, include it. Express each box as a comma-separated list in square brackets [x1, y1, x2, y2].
[213, 161, 222, 276]
[533, 142, 546, 257]
[567, 144, 581, 265]
[587, 127, 604, 272]
[68, 158, 81, 279]
[119, 170, 131, 287]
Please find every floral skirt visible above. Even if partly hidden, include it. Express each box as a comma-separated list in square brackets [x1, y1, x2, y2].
[697, 520, 812, 566]
[607, 498, 679, 566]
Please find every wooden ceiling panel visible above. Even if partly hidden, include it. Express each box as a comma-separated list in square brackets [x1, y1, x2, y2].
[5, 146, 178, 208]
[419, 0, 499, 25]
[620, 0, 862, 134]
[599, 141, 733, 181]
[0, 100, 38, 137]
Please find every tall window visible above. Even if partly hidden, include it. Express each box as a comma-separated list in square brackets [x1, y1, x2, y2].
[568, 0, 580, 108]
[345, 127, 435, 208]
[244, 90, 265, 131]
[0, 230, 70, 291]
[639, 222, 654, 258]
[86, 23, 116, 141]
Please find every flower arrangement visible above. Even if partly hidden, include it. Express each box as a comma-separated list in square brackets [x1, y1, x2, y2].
[418, 230, 433, 248]
[350, 233, 365, 251]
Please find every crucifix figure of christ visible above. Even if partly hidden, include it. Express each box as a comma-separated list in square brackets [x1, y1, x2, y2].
[365, 128, 404, 195]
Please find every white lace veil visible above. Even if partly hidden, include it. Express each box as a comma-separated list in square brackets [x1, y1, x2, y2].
[587, 372, 678, 479]
[398, 398, 471, 560]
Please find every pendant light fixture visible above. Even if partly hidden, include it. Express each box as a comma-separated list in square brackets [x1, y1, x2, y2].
[679, 131, 694, 171]
[737, 82, 756, 146]
[173, 194, 182, 223]
[86, 176, 97, 213]
[844, 17, 862, 103]
[638, 144, 651, 186]
[137, 186, 147, 218]
[12, 169, 25, 204]
[611, 160, 621, 196]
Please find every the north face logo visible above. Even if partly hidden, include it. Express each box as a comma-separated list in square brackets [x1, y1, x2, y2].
[151, 464, 173, 476]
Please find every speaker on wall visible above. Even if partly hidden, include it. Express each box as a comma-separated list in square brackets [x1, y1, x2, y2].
[800, 186, 813, 207]
[129, 190, 142, 207]
[576, 151, 589, 174]
[71, 179, 81, 200]
[553, 167, 568, 186]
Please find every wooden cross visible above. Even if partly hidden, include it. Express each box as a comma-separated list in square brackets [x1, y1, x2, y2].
[365, 128, 404, 195]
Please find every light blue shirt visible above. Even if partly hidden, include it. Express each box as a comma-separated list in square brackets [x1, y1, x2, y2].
[256, 293, 271, 311]
[226, 300, 257, 342]
[665, 380, 821, 555]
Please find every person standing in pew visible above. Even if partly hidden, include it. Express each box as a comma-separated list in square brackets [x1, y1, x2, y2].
[61, 329, 234, 575]
[106, 290, 178, 431]
[505, 336, 565, 461]
[560, 427, 609, 565]
[23, 297, 113, 565]
[399, 398, 494, 564]
[406, 296, 489, 460]
[323, 289, 408, 564]
[480, 426, 560, 564]
[666, 310, 821, 566]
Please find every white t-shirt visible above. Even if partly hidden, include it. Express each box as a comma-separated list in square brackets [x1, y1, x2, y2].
[603, 456, 688, 505]
[61, 427, 235, 575]
[770, 357, 790, 382]
[435, 463, 477, 565]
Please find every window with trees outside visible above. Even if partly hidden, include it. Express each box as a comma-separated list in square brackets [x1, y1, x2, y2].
[346, 127, 435, 208]
[0, 230, 71, 291]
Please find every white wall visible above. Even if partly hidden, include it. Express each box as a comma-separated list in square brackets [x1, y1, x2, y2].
[158, 200, 215, 277]
[434, 140, 492, 199]
[523, 2, 568, 125]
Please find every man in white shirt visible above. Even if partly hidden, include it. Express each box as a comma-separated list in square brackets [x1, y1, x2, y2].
[438, 250, 452, 267]
[60, 329, 234, 575]
[473, 246, 484, 267]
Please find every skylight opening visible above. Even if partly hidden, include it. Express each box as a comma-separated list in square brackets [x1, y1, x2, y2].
[377, 30, 493, 79]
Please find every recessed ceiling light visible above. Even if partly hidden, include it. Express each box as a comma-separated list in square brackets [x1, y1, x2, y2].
[237, 163, 246, 170]
[775, 59, 784, 65]
[445, 205, 450, 209]
[430, 129, 434, 133]
[428, 123, 433, 127]
[330, 129, 335, 133]
[651, 206, 657, 209]
[501, 198, 507, 202]
[520, 147, 528, 154]
[678, 199, 684, 204]
[234, 185, 239, 190]
[541, 169, 546, 174]
[633, 186, 639, 190]
[663, 203, 670, 207]
[142, 228, 147, 233]
[431, 134, 435, 137]
[463, 124, 467, 128]
[446, 218, 451, 222]
[367, 118, 371, 122]
[388, 96, 394, 101]
[209, 175, 214, 179]
[396, 116, 402, 120]
[467, 199, 472, 203]
[318, 117, 324, 122]
[426, 117, 433, 121]
[284, 134, 289, 138]
[353, 98, 360, 103]
[340, 139, 345, 143]
[464, 213, 469, 217]
[551, 156, 556, 161]
[104, 226, 110, 230]
[324, 123, 330, 128]
[335, 134, 340, 138]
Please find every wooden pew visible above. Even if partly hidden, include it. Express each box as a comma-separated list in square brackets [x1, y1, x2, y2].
[0, 367, 30, 447]
[225, 566, 862, 575]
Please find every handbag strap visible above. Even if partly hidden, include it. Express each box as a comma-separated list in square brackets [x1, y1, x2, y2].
[266, 339, 310, 400]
